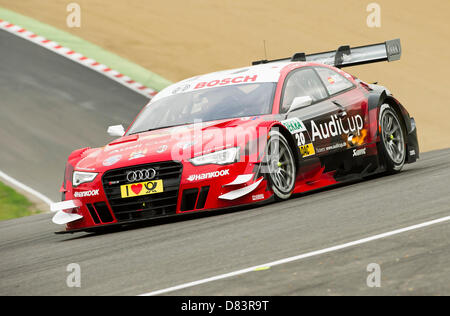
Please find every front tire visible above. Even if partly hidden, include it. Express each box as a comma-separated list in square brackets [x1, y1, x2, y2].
[264, 130, 297, 200]
[379, 104, 406, 173]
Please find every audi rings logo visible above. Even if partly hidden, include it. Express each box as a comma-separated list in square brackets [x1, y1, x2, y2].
[126, 168, 157, 182]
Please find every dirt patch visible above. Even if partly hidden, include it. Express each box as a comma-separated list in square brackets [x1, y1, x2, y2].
[1, 0, 449, 152]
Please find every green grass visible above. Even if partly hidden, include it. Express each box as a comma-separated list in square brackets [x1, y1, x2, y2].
[0, 181, 40, 220]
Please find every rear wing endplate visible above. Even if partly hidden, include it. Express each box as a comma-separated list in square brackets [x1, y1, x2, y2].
[252, 39, 401, 68]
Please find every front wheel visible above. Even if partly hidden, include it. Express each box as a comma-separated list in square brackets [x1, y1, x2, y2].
[264, 130, 297, 200]
[379, 104, 406, 173]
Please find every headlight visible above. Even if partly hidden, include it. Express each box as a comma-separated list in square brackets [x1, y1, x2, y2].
[190, 147, 240, 166]
[72, 171, 98, 187]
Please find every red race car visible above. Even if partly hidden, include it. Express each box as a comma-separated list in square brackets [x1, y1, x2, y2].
[51, 39, 419, 233]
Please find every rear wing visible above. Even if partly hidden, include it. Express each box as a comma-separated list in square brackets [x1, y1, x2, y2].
[252, 39, 401, 68]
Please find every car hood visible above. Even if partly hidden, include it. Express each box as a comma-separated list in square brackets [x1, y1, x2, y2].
[74, 115, 277, 172]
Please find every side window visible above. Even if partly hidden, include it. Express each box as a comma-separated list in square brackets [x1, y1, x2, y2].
[281, 68, 328, 113]
[315, 67, 354, 96]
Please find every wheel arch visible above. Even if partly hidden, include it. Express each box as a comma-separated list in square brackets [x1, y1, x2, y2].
[368, 90, 410, 143]
[269, 122, 302, 175]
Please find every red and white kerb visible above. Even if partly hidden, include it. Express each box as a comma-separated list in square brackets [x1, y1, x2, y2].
[0, 19, 157, 98]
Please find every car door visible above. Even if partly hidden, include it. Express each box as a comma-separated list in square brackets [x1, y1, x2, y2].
[280, 67, 342, 159]
[314, 66, 368, 150]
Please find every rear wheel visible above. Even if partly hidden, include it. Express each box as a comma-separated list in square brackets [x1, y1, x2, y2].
[264, 130, 297, 200]
[379, 104, 406, 173]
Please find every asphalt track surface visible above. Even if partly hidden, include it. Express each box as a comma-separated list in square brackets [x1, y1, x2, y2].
[0, 30, 149, 201]
[1, 29, 450, 296]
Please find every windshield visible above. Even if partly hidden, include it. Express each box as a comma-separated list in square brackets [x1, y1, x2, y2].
[127, 82, 276, 135]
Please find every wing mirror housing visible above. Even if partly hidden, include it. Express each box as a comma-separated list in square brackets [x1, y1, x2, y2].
[107, 125, 125, 137]
[287, 96, 313, 114]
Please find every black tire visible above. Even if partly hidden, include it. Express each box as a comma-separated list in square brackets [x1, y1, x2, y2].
[263, 130, 297, 200]
[378, 104, 406, 173]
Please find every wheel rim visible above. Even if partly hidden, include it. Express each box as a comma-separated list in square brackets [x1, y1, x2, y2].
[266, 136, 295, 193]
[381, 110, 405, 164]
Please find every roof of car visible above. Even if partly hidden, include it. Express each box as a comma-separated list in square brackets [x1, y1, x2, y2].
[151, 61, 298, 102]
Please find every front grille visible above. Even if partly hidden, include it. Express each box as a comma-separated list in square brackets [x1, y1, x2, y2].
[102, 161, 183, 222]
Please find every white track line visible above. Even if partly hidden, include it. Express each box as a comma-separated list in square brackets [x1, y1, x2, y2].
[139, 215, 450, 296]
[0, 170, 54, 208]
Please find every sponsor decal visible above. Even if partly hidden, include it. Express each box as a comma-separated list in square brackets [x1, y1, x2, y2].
[194, 75, 258, 89]
[281, 117, 307, 134]
[148, 138, 169, 146]
[352, 147, 367, 157]
[141, 132, 171, 141]
[172, 84, 191, 94]
[177, 140, 197, 150]
[252, 194, 265, 201]
[157, 145, 168, 153]
[343, 73, 353, 79]
[316, 142, 347, 154]
[102, 155, 122, 166]
[281, 118, 315, 158]
[120, 180, 164, 198]
[108, 144, 142, 154]
[409, 149, 416, 156]
[311, 114, 364, 141]
[129, 148, 147, 160]
[194, 144, 233, 158]
[327, 75, 344, 85]
[187, 169, 230, 182]
[299, 143, 315, 158]
[74, 189, 99, 198]
[348, 129, 367, 146]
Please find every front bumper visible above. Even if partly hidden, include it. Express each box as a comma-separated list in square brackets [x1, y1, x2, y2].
[54, 160, 271, 232]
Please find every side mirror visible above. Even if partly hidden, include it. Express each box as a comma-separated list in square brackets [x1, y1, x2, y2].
[287, 96, 313, 114]
[107, 125, 125, 137]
